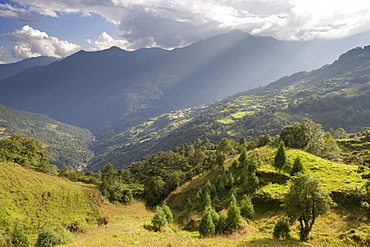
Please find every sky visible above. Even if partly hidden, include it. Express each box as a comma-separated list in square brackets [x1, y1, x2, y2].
[0, 0, 370, 64]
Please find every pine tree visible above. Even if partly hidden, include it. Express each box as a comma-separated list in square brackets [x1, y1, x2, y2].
[225, 194, 241, 233]
[203, 192, 212, 209]
[217, 179, 226, 195]
[238, 148, 248, 165]
[232, 159, 239, 168]
[240, 195, 255, 220]
[199, 210, 216, 237]
[274, 140, 287, 174]
[290, 156, 304, 176]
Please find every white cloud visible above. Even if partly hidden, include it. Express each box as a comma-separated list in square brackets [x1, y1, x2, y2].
[0, 3, 25, 18]
[5, 0, 370, 50]
[5, 25, 81, 59]
[0, 46, 5, 64]
[86, 32, 130, 50]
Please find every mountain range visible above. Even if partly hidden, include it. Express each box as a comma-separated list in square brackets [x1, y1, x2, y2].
[89, 45, 370, 170]
[0, 30, 370, 170]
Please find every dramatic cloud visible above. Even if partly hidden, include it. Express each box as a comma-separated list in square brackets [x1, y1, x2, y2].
[4, 0, 370, 51]
[5, 25, 81, 59]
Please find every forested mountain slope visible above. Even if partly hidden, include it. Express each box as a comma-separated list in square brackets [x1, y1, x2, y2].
[89, 46, 370, 170]
[0, 31, 307, 133]
[0, 104, 93, 169]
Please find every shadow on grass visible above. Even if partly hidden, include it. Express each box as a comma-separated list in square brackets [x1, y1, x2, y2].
[236, 238, 308, 247]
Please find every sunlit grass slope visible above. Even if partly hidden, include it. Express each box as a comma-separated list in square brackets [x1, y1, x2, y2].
[0, 162, 103, 233]
[256, 147, 364, 199]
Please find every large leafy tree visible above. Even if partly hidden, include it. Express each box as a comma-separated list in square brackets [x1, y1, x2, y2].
[0, 134, 50, 172]
[280, 119, 340, 160]
[280, 119, 323, 150]
[284, 173, 331, 241]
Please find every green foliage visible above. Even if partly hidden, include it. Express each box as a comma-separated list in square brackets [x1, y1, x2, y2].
[274, 140, 286, 174]
[199, 210, 215, 237]
[238, 148, 248, 164]
[128, 140, 219, 207]
[280, 119, 323, 150]
[0, 104, 93, 169]
[152, 206, 168, 231]
[35, 228, 61, 247]
[151, 204, 173, 231]
[320, 132, 341, 161]
[225, 194, 242, 233]
[66, 218, 87, 233]
[239, 195, 255, 220]
[216, 138, 236, 155]
[290, 156, 304, 176]
[280, 119, 341, 161]
[0, 134, 51, 172]
[284, 173, 332, 241]
[11, 222, 29, 247]
[162, 204, 174, 224]
[273, 219, 290, 239]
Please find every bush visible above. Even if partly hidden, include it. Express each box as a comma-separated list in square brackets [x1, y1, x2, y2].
[11, 222, 29, 247]
[152, 206, 167, 231]
[35, 228, 61, 247]
[97, 216, 109, 226]
[66, 218, 87, 233]
[273, 219, 290, 240]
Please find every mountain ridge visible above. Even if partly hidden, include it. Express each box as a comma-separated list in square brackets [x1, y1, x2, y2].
[0, 30, 309, 133]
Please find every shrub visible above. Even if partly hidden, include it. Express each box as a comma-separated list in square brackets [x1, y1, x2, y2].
[11, 222, 29, 247]
[66, 218, 87, 233]
[162, 204, 174, 223]
[273, 219, 290, 240]
[35, 228, 60, 247]
[152, 206, 167, 231]
[97, 216, 109, 226]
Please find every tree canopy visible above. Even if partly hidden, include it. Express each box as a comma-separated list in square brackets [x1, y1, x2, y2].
[284, 173, 332, 241]
[0, 134, 51, 173]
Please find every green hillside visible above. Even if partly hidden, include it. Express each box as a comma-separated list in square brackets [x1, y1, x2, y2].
[60, 145, 370, 247]
[0, 162, 103, 240]
[0, 104, 94, 169]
